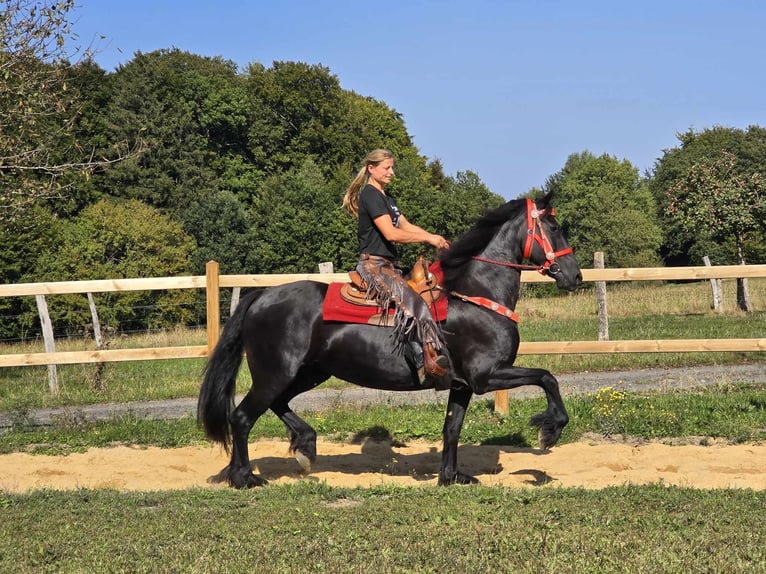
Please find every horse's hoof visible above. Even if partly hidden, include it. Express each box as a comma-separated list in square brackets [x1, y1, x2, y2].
[538, 429, 551, 450]
[295, 451, 312, 473]
[538, 427, 563, 451]
[438, 472, 480, 486]
[231, 473, 268, 489]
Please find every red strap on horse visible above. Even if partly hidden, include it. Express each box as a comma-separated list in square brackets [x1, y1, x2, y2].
[523, 199, 573, 274]
[449, 291, 519, 323]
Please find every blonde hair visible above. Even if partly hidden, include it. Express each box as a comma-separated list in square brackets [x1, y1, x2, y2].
[342, 149, 394, 217]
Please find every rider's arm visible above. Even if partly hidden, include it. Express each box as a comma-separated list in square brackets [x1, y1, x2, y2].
[373, 214, 449, 250]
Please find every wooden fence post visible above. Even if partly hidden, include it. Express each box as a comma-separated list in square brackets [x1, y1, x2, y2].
[230, 287, 241, 317]
[594, 252, 609, 341]
[703, 256, 723, 312]
[34, 294, 59, 395]
[206, 260, 221, 356]
[494, 390, 509, 415]
[86, 292, 106, 389]
[86, 293, 103, 349]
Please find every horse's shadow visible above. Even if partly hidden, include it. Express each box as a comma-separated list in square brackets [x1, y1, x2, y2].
[236, 426, 556, 485]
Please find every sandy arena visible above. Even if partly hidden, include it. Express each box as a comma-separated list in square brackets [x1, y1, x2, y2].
[1, 436, 764, 492]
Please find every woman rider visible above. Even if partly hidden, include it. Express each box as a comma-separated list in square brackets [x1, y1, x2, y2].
[342, 149, 451, 386]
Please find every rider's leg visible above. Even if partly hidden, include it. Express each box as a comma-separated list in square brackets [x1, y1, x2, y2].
[357, 256, 450, 385]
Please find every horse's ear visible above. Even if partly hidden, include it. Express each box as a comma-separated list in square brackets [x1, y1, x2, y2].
[536, 191, 554, 211]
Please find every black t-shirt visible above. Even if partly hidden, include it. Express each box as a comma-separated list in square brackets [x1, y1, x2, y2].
[357, 184, 401, 259]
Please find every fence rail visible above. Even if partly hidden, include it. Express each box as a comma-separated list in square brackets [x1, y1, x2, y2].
[1, 263, 765, 369]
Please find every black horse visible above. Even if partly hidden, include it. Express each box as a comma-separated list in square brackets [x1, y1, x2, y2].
[198, 192, 582, 488]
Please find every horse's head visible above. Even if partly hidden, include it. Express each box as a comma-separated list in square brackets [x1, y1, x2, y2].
[440, 192, 582, 294]
[523, 192, 582, 291]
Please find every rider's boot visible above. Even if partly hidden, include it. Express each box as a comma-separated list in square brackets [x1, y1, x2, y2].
[405, 342, 451, 389]
[423, 343, 449, 380]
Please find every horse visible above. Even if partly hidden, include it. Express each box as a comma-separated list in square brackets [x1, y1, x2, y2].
[198, 192, 582, 488]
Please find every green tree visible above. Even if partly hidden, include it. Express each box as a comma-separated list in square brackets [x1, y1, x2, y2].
[649, 125, 766, 266]
[249, 158, 356, 273]
[436, 170, 504, 241]
[32, 199, 196, 335]
[91, 49, 248, 212]
[666, 151, 765, 311]
[0, 205, 61, 339]
[244, 63, 414, 182]
[545, 152, 662, 269]
[181, 190, 252, 275]
[245, 61, 347, 175]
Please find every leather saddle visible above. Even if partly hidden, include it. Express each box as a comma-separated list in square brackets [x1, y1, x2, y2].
[340, 255, 443, 308]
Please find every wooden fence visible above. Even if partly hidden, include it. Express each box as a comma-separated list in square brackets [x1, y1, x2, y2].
[2, 262, 765, 411]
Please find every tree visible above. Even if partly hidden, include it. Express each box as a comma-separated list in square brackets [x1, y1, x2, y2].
[32, 199, 196, 335]
[90, 49, 245, 212]
[181, 190, 252, 275]
[649, 125, 766, 266]
[545, 152, 662, 268]
[0, 0, 135, 224]
[436, 170, 504, 241]
[0, 204, 60, 339]
[666, 151, 765, 311]
[248, 158, 356, 273]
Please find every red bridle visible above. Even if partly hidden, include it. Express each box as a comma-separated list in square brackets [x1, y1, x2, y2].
[472, 198, 573, 276]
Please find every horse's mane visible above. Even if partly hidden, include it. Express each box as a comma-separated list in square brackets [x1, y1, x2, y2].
[439, 198, 526, 287]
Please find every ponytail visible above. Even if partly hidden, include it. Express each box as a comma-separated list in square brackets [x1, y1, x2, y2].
[342, 166, 368, 218]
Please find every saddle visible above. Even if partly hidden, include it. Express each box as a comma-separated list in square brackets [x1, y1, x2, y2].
[340, 255, 443, 308]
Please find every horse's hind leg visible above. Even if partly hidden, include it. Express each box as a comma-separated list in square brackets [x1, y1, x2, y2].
[269, 370, 329, 473]
[225, 389, 273, 489]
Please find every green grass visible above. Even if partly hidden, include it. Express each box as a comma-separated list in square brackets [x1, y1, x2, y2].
[2, 383, 764, 455]
[1, 484, 764, 573]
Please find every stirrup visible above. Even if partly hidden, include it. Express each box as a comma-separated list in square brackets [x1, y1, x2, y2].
[424, 344, 448, 378]
[421, 357, 451, 390]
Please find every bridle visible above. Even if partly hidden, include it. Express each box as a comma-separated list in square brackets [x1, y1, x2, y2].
[447, 198, 574, 322]
[471, 198, 573, 277]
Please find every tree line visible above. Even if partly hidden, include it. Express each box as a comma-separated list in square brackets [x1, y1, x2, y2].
[1, 1, 764, 339]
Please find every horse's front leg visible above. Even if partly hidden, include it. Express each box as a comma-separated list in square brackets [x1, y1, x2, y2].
[477, 366, 569, 450]
[438, 387, 479, 486]
[270, 400, 317, 473]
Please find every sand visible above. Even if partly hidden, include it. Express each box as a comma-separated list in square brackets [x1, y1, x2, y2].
[1, 436, 764, 492]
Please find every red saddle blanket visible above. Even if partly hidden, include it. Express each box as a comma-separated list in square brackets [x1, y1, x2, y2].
[322, 262, 448, 325]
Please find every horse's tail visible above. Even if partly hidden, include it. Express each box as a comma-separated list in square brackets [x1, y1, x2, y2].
[197, 289, 264, 452]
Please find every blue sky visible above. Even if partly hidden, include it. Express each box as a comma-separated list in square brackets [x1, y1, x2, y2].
[69, 0, 764, 199]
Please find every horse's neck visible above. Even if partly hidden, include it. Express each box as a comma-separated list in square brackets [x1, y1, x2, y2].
[451, 259, 522, 309]
[444, 210, 527, 307]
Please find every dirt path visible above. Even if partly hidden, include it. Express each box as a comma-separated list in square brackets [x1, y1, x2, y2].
[2, 436, 764, 493]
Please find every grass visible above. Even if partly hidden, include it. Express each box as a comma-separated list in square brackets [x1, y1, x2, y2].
[8, 382, 766, 573]
[0, 485, 764, 573]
